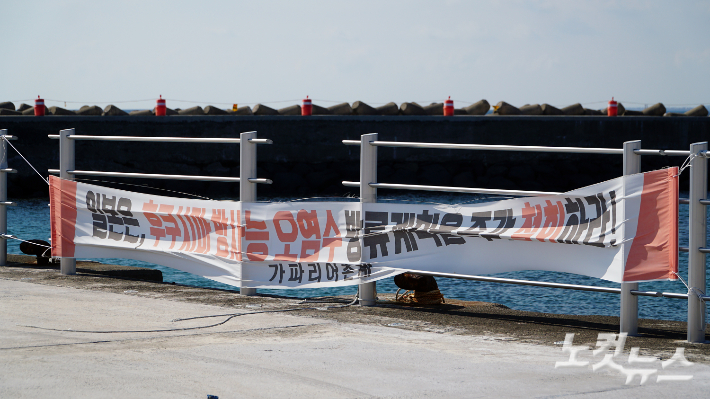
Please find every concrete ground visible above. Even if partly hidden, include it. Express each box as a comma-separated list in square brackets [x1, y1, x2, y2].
[2, 260, 710, 398]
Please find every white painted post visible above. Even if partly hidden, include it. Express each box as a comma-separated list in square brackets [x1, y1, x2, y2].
[239, 131, 257, 296]
[620, 140, 641, 335]
[359, 133, 378, 306]
[60, 128, 76, 275]
[687, 142, 707, 343]
[0, 130, 8, 266]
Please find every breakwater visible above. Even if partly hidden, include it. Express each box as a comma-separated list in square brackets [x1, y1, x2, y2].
[1, 115, 708, 198]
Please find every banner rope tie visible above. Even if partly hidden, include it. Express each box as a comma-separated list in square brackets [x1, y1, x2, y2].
[672, 152, 698, 178]
[2, 136, 49, 185]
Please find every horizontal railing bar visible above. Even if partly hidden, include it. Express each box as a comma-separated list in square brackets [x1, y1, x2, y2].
[343, 140, 624, 154]
[48, 169, 273, 184]
[680, 198, 709, 205]
[48, 170, 241, 182]
[0, 201, 16, 206]
[0, 135, 18, 140]
[247, 178, 273, 184]
[633, 149, 691, 156]
[630, 290, 689, 300]
[411, 271, 698, 300]
[0, 168, 16, 173]
[47, 134, 271, 144]
[413, 271, 622, 293]
[342, 181, 560, 197]
[679, 247, 710, 253]
[343, 140, 694, 157]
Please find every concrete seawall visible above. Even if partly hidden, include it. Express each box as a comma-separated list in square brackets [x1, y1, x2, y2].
[1, 115, 708, 198]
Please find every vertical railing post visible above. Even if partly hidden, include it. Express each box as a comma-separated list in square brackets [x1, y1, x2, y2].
[59, 128, 76, 275]
[239, 131, 257, 296]
[687, 142, 707, 343]
[621, 140, 641, 335]
[0, 130, 8, 266]
[359, 133, 378, 306]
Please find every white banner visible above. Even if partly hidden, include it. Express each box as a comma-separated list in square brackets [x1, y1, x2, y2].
[50, 168, 678, 288]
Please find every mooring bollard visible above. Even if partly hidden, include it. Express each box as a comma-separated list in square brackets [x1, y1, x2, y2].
[204, 106, 229, 115]
[34, 96, 45, 116]
[400, 102, 426, 116]
[102, 105, 129, 116]
[155, 95, 166, 116]
[278, 105, 301, 116]
[302, 96, 312, 116]
[49, 106, 75, 116]
[519, 104, 543, 115]
[178, 106, 205, 116]
[561, 103, 585, 116]
[77, 105, 103, 116]
[352, 101, 378, 115]
[376, 102, 399, 115]
[312, 103, 330, 115]
[685, 105, 708, 117]
[464, 99, 490, 115]
[541, 103, 563, 116]
[423, 103, 443, 115]
[327, 102, 352, 115]
[642, 103, 666, 116]
[252, 104, 279, 116]
[493, 101, 521, 115]
[443, 97, 454, 116]
[230, 106, 253, 115]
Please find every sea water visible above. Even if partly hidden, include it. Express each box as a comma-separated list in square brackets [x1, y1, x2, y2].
[7, 192, 708, 322]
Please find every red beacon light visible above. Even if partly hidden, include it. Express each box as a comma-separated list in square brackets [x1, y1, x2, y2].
[608, 97, 618, 117]
[443, 96, 454, 116]
[302, 96, 312, 116]
[34, 96, 45, 116]
[156, 95, 166, 116]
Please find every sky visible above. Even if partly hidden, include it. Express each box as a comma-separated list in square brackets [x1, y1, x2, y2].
[2, 0, 710, 110]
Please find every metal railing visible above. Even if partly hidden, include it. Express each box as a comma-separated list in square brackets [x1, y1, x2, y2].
[343, 134, 708, 343]
[48, 128, 272, 296]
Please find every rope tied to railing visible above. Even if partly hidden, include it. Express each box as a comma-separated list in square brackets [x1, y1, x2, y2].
[671, 152, 700, 179]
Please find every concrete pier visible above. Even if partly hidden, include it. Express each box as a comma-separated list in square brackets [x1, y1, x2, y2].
[1, 257, 710, 398]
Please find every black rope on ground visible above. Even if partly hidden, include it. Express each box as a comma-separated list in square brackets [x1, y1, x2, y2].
[20, 294, 360, 334]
